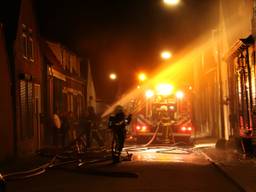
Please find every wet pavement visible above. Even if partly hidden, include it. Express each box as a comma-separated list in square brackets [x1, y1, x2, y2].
[194, 138, 256, 192]
[125, 145, 206, 164]
[4, 146, 243, 192]
[1, 138, 256, 191]
[201, 147, 256, 192]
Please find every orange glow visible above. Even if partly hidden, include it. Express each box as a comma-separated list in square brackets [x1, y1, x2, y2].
[156, 83, 174, 96]
[101, 38, 209, 117]
[145, 89, 154, 98]
[163, 0, 180, 6]
[138, 73, 147, 82]
[136, 125, 147, 132]
[176, 91, 184, 99]
[101, 18, 243, 118]
[161, 51, 172, 60]
[141, 126, 147, 132]
[109, 73, 117, 80]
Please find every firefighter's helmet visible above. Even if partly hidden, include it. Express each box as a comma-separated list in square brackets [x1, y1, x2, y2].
[114, 105, 124, 114]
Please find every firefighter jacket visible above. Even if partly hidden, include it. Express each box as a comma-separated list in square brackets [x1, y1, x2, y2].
[108, 112, 132, 131]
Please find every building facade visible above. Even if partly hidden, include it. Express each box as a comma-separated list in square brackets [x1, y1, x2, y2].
[222, 0, 253, 141]
[0, 23, 14, 160]
[192, 0, 253, 142]
[0, 0, 95, 161]
[13, 0, 44, 155]
[41, 40, 86, 145]
[225, 36, 256, 139]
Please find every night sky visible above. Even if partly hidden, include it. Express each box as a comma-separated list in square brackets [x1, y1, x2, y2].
[36, 0, 218, 102]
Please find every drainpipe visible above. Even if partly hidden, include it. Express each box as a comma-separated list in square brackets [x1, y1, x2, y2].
[252, 0, 256, 36]
[218, 0, 225, 140]
[217, 38, 225, 139]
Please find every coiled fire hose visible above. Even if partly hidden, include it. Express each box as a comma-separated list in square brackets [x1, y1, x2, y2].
[1, 130, 110, 183]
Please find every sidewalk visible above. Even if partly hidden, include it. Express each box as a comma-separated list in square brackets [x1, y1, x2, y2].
[196, 138, 256, 192]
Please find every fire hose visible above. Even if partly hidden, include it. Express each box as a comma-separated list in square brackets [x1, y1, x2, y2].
[1, 130, 111, 184]
[124, 122, 190, 153]
[124, 122, 162, 152]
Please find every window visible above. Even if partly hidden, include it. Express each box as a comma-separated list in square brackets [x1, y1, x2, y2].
[20, 80, 34, 139]
[28, 36, 34, 61]
[21, 25, 34, 61]
[66, 53, 70, 72]
[21, 33, 28, 59]
[68, 54, 72, 73]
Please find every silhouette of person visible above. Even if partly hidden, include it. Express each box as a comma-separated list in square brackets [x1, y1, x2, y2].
[108, 105, 132, 163]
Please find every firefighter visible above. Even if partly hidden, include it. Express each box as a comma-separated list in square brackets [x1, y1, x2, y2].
[83, 106, 104, 149]
[108, 105, 132, 163]
[159, 105, 173, 144]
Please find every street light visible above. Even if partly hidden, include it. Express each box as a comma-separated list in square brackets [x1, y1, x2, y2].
[176, 90, 184, 115]
[161, 50, 172, 60]
[109, 73, 117, 80]
[163, 0, 180, 6]
[138, 73, 147, 82]
[145, 89, 154, 98]
[176, 90, 184, 99]
[145, 89, 154, 118]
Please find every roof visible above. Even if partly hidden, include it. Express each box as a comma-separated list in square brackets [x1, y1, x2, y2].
[224, 35, 254, 60]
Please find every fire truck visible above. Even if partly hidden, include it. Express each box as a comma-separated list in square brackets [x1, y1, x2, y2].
[127, 83, 193, 144]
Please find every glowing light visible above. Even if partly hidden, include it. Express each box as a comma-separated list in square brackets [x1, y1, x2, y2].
[101, 16, 239, 118]
[163, 0, 180, 6]
[136, 125, 147, 132]
[156, 83, 174, 96]
[145, 89, 154, 98]
[141, 126, 147, 132]
[181, 127, 186, 131]
[176, 91, 184, 99]
[138, 73, 147, 82]
[160, 105, 168, 111]
[194, 143, 216, 149]
[187, 127, 192, 131]
[161, 51, 172, 60]
[109, 73, 117, 80]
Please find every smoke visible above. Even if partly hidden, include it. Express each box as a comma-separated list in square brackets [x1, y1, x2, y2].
[101, 0, 253, 118]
